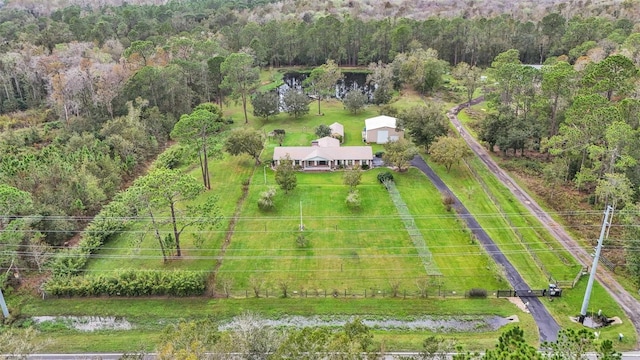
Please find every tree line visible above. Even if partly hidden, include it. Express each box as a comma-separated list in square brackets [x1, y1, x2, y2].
[472, 47, 640, 280]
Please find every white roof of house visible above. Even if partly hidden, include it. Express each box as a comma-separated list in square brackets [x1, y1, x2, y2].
[274, 146, 373, 162]
[313, 136, 340, 148]
[365, 115, 397, 131]
[329, 122, 344, 137]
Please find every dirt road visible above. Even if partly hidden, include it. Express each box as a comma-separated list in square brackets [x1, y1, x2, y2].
[448, 98, 640, 348]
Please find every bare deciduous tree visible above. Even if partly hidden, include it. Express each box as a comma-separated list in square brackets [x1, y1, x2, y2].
[249, 274, 265, 298]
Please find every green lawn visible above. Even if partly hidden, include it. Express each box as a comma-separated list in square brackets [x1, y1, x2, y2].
[394, 169, 506, 291]
[220, 169, 426, 293]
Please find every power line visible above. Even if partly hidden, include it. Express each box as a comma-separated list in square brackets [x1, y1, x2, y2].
[4, 246, 628, 260]
[0, 208, 631, 221]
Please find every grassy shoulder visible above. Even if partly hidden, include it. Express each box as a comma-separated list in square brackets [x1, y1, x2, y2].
[457, 105, 640, 303]
[425, 156, 580, 288]
[423, 156, 637, 349]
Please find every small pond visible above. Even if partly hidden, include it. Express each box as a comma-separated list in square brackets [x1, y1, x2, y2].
[278, 71, 375, 100]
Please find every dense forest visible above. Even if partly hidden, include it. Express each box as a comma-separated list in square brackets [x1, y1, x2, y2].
[1, 0, 640, 286]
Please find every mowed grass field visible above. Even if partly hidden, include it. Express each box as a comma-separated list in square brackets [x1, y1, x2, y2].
[219, 167, 505, 293]
[221, 169, 426, 292]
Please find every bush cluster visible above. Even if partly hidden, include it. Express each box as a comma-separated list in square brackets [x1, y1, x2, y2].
[346, 191, 361, 209]
[377, 171, 394, 184]
[258, 187, 277, 210]
[49, 192, 134, 276]
[44, 270, 205, 297]
[153, 145, 185, 169]
[467, 288, 487, 298]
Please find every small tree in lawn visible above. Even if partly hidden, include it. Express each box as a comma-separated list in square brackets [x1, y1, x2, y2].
[258, 187, 277, 211]
[282, 90, 310, 118]
[273, 131, 286, 146]
[382, 138, 418, 172]
[315, 124, 331, 138]
[343, 166, 362, 192]
[279, 278, 291, 298]
[275, 154, 297, 193]
[295, 231, 309, 248]
[252, 91, 280, 120]
[343, 90, 368, 114]
[224, 127, 264, 165]
[429, 136, 472, 172]
[345, 191, 361, 209]
[249, 274, 265, 298]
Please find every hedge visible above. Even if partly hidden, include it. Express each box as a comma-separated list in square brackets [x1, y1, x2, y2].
[50, 191, 135, 276]
[43, 270, 206, 297]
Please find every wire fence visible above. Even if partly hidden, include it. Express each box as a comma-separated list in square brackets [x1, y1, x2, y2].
[214, 286, 509, 300]
[384, 181, 441, 276]
[463, 159, 559, 281]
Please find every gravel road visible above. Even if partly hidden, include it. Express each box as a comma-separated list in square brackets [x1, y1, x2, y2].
[447, 98, 640, 348]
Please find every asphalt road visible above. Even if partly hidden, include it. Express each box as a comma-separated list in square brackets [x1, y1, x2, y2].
[411, 156, 560, 343]
[20, 351, 640, 359]
[447, 98, 640, 348]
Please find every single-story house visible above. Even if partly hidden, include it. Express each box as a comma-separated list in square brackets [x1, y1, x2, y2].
[273, 136, 373, 170]
[362, 115, 404, 144]
[329, 122, 344, 142]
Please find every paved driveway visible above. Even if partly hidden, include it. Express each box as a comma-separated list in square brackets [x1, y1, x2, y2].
[411, 155, 560, 342]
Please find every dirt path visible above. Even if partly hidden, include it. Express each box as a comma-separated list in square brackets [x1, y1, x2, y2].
[208, 166, 256, 296]
[448, 98, 640, 348]
[411, 156, 560, 343]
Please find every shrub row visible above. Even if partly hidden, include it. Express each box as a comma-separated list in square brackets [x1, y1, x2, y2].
[50, 191, 135, 276]
[43, 270, 206, 297]
[467, 288, 488, 298]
